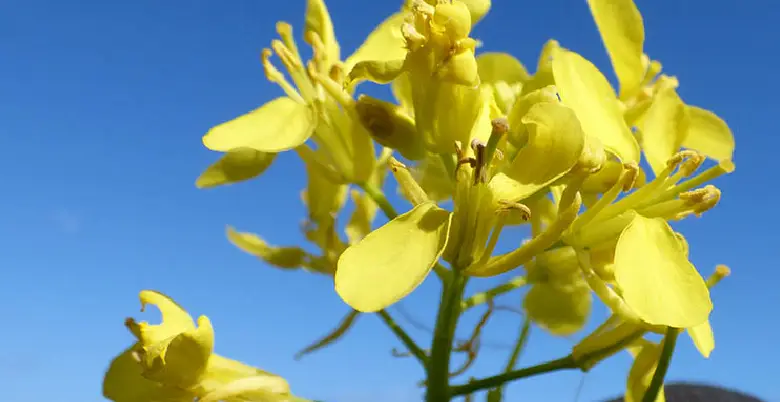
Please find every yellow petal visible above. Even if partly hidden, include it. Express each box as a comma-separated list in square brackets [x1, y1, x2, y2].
[335, 202, 452, 312]
[344, 13, 407, 72]
[519, 40, 559, 96]
[625, 342, 666, 402]
[203, 97, 315, 153]
[305, 0, 340, 65]
[524, 281, 591, 336]
[497, 102, 586, 200]
[682, 106, 735, 161]
[226, 227, 308, 269]
[140, 316, 214, 388]
[392, 72, 415, 116]
[347, 59, 405, 87]
[476, 52, 530, 84]
[552, 48, 640, 163]
[301, 153, 349, 223]
[199, 375, 291, 402]
[103, 345, 194, 402]
[587, 0, 645, 98]
[459, 0, 491, 25]
[345, 189, 377, 244]
[196, 148, 276, 189]
[613, 215, 712, 327]
[687, 319, 715, 358]
[506, 85, 559, 148]
[196, 354, 290, 402]
[132, 290, 195, 346]
[639, 85, 686, 176]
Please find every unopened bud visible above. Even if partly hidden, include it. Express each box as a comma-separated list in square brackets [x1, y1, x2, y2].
[355, 95, 425, 160]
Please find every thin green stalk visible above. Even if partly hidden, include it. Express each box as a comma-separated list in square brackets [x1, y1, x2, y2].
[504, 319, 531, 372]
[486, 318, 532, 401]
[451, 356, 578, 396]
[460, 276, 527, 311]
[359, 181, 398, 219]
[376, 310, 429, 366]
[642, 327, 681, 402]
[425, 271, 468, 401]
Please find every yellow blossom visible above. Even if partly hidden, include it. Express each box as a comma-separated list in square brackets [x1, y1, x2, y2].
[103, 291, 293, 402]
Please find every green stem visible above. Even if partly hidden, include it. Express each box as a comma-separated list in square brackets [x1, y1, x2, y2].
[450, 356, 577, 396]
[460, 276, 527, 311]
[451, 328, 644, 396]
[359, 181, 397, 219]
[504, 319, 531, 372]
[376, 310, 428, 366]
[425, 271, 468, 401]
[485, 318, 532, 400]
[642, 327, 680, 402]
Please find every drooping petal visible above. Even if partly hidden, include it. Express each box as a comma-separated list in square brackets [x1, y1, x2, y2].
[305, 0, 340, 65]
[552, 48, 640, 163]
[103, 345, 194, 402]
[344, 13, 407, 72]
[226, 226, 309, 269]
[613, 215, 712, 327]
[335, 202, 452, 312]
[587, 0, 645, 98]
[687, 319, 715, 358]
[476, 52, 530, 84]
[203, 97, 315, 153]
[625, 341, 667, 402]
[639, 84, 686, 176]
[494, 102, 585, 202]
[682, 106, 735, 162]
[196, 148, 276, 189]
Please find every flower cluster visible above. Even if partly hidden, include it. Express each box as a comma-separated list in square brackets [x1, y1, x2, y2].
[104, 0, 735, 401]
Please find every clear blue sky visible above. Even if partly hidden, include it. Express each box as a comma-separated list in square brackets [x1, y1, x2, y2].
[1, 1, 778, 401]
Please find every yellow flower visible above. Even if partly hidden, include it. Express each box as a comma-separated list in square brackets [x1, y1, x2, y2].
[586, 0, 735, 172]
[103, 291, 292, 402]
[199, 0, 410, 185]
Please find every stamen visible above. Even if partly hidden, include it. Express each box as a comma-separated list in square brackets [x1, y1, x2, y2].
[706, 265, 731, 288]
[567, 163, 638, 235]
[271, 39, 316, 102]
[261, 49, 304, 104]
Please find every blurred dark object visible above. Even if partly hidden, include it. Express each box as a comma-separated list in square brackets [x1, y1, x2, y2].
[603, 382, 766, 402]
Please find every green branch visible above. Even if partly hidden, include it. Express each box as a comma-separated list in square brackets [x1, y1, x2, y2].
[461, 276, 527, 311]
[451, 328, 644, 396]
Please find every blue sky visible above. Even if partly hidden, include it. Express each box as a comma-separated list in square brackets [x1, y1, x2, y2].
[1, 0, 778, 401]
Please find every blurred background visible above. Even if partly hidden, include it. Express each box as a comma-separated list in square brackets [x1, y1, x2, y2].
[1, 0, 778, 401]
